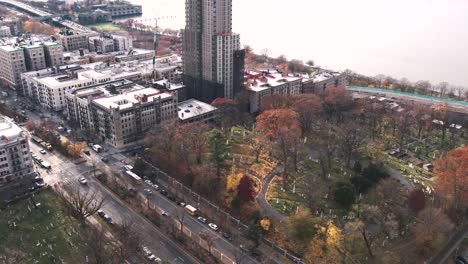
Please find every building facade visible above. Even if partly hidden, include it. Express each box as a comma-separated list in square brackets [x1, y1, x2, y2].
[0, 117, 35, 186]
[245, 71, 303, 113]
[0, 46, 27, 88]
[183, 0, 242, 103]
[23, 45, 46, 71]
[44, 42, 64, 67]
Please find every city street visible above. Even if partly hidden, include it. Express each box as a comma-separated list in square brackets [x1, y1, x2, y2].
[28, 141, 200, 264]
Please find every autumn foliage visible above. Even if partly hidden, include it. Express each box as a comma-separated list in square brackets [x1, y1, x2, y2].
[407, 189, 426, 214]
[255, 109, 302, 139]
[237, 175, 255, 203]
[434, 145, 468, 217]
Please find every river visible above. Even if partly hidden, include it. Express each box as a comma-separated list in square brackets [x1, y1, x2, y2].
[127, 0, 468, 87]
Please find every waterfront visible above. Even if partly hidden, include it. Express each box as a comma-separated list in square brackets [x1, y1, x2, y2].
[126, 0, 468, 88]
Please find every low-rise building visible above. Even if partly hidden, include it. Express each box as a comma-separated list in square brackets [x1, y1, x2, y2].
[0, 116, 35, 186]
[178, 99, 218, 123]
[78, 86, 178, 148]
[302, 71, 348, 94]
[244, 70, 302, 113]
[58, 30, 98, 52]
[154, 79, 187, 101]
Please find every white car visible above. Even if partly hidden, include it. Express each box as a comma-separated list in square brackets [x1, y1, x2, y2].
[144, 189, 153, 195]
[151, 184, 160, 190]
[39, 149, 46, 154]
[208, 223, 219, 231]
[144, 180, 153, 185]
[161, 211, 169, 216]
[124, 165, 133, 171]
[78, 177, 88, 185]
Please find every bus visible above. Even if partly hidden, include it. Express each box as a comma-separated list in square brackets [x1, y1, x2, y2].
[184, 205, 198, 216]
[125, 170, 142, 185]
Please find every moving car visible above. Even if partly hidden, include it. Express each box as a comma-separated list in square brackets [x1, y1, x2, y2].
[39, 149, 46, 154]
[151, 184, 160, 190]
[97, 210, 106, 217]
[208, 223, 219, 231]
[161, 211, 169, 216]
[78, 177, 88, 185]
[33, 177, 45, 188]
[100, 156, 108, 162]
[144, 180, 153, 185]
[103, 214, 113, 224]
[144, 189, 153, 195]
[83, 150, 90, 156]
[124, 165, 133, 171]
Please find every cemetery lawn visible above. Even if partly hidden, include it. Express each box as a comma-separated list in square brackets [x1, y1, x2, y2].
[0, 189, 90, 263]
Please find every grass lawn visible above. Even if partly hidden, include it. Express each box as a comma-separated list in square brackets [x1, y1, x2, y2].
[88, 23, 123, 32]
[0, 189, 90, 263]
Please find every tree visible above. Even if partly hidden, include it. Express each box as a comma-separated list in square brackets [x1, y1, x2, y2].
[22, 20, 56, 35]
[408, 189, 426, 214]
[288, 59, 306, 73]
[261, 94, 292, 111]
[114, 221, 142, 261]
[226, 170, 243, 192]
[306, 60, 315, 67]
[337, 122, 366, 168]
[434, 146, 468, 220]
[237, 175, 255, 203]
[288, 211, 318, 243]
[211, 98, 241, 128]
[276, 54, 288, 64]
[56, 184, 105, 222]
[207, 129, 230, 178]
[362, 163, 389, 183]
[260, 48, 271, 63]
[199, 230, 216, 254]
[177, 121, 209, 165]
[67, 141, 87, 159]
[411, 207, 454, 255]
[437, 82, 449, 97]
[256, 109, 301, 139]
[321, 86, 353, 121]
[248, 132, 268, 163]
[333, 182, 355, 208]
[292, 94, 322, 134]
[304, 221, 343, 264]
[394, 110, 414, 152]
[87, 227, 113, 264]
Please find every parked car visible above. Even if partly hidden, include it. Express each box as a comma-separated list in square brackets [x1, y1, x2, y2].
[97, 210, 106, 218]
[100, 156, 108, 162]
[124, 165, 133, 171]
[161, 211, 169, 216]
[177, 201, 186, 207]
[78, 177, 88, 185]
[222, 232, 233, 241]
[34, 177, 45, 188]
[83, 150, 90, 155]
[197, 217, 207, 224]
[144, 189, 153, 195]
[103, 215, 113, 224]
[151, 184, 160, 190]
[208, 223, 219, 231]
[159, 189, 168, 196]
[39, 149, 46, 154]
[144, 180, 153, 185]
[167, 195, 176, 201]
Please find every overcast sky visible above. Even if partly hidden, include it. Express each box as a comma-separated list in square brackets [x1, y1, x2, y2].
[131, 0, 468, 87]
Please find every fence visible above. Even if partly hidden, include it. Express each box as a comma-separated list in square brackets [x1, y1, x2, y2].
[139, 158, 305, 264]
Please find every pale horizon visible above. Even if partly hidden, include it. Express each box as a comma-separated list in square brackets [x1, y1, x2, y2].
[128, 0, 468, 88]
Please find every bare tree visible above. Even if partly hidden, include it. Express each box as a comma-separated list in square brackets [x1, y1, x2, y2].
[56, 183, 105, 222]
[199, 230, 217, 255]
[114, 221, 142, 261]
[173, 208, 186, 234]
[260, 48, 271, 63]
[87, 226, 112, 264]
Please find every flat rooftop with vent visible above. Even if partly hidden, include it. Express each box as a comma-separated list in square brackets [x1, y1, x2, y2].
[93, 87, 173, 110]
[177, 99, 218, 123]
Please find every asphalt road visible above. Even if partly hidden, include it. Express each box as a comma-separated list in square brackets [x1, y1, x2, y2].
[28, 140, 200, 264]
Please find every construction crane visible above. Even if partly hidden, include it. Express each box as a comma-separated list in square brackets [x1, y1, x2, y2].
[133, 16, 176, 79]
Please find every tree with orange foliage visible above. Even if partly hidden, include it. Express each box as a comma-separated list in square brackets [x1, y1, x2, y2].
[321, 86, 353, 120]
[23, 20, 56, 35]
[434, 145, 468, 220]
[261, 94, 292, 111]
[255, 109, 301, 139]
[256, 109, 302, 186]
[67, 142, 87, 159]
[292, 94, 322, 134]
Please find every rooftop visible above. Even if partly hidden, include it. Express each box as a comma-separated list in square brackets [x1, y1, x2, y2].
[244, 70, 301, 92]
[154, 79, 185, 90]
[93, 87, 172, 110]
[178, 99, 217, 121]
[0, 117, 24, 144]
